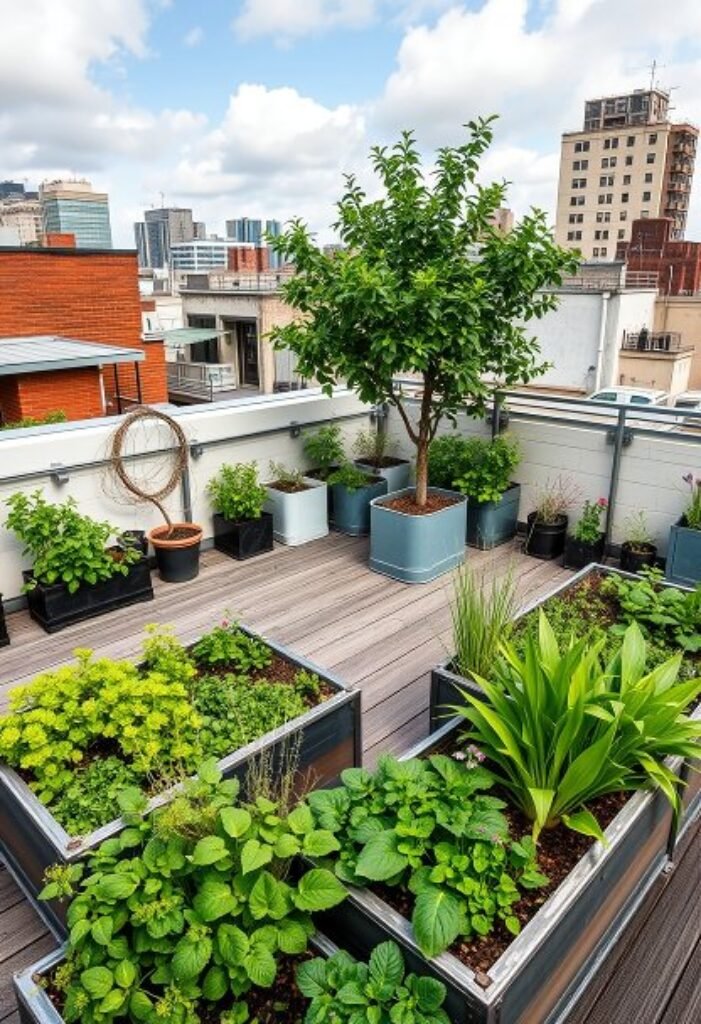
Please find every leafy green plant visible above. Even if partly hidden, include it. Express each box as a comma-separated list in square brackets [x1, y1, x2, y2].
[451, 565, 517, 679]
[0, 410, 66, 431]
[571, 498, 607, 544]
[207, 463, 267, 522]
[427, 434, 472, 490]
[681, 472, 701, 531]
[623, 510, 654, 551]
[268, 461, 306, 491]
[303, 425, 346, 477]
[191, 620, 272, 672]
[453, 436, 520, 504]
[44, 764, 347, 1024]
[327, 462, 376, 492]
[308, 755, 546, 958]
[601, 568, 701, 653]
[297, 940, 450, 1024]
[4, 490, 140, 593]
[454, 612, 701, 843]
[352, 427, 394, 467]
[49, 757, 142, 838]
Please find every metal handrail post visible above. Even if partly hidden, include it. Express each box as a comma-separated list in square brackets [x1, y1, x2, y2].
[604, 406, 627, 555]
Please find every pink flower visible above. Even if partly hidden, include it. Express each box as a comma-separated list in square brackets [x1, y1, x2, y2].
[597, 497, 608, 508]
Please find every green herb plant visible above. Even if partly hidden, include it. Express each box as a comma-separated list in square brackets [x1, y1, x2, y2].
[192, 620, 272, 672]
[268, 461, 306, 491]
[623, 510, 654, 551]
[4, 490, 140, 593]
[44, 763, 347, 1024]
[531, 476, 580, 526]
[303, 425, 346, 478]
[427, 434, 471, 490]
[601, 568, 701, 653]
[207, 463, 267, 523]
[327, 462, 376, 492]
[297, 940, 450, 1024]
[453, 436, 520, 504]
[682, 472, 701, 530]
[454, 612, 701, 843]
[571, 498, 607, 544]
[450, 565, 517, 679]
[308, 756, 546, 958]
[352, 427, 395, 467]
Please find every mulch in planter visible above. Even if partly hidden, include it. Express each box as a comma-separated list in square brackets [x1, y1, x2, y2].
[269, 481, 311, 493]
[359, 456, 408, 468]
[157, 525, 200, 542]
[382, 493, 462, 516]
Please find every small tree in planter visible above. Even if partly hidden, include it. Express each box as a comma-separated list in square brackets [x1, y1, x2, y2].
[620, 510, 657, 574]
[564, 497, 608, 570]
[525, 476, 580, 560]
[327, 462, 388, 535]
[265, 461, 329, 546]
[207, 461, 273, 560]
[269, 120, 578, 582]
[667, 472, 701, 586]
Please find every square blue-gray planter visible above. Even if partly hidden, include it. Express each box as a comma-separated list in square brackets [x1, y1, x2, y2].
[369, 487, 467, 583]
[466, 482, 521, 549]
[355, 458, 411, 493]
[331, 476, 388, 536]
[666, 519, 701, 587]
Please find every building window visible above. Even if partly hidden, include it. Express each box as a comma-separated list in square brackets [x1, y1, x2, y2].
[644, 172, 653, 183]
[568, 213, 583, 224]
[599, 175, 613, 186]
[606, 194, 613, 204]
[576, 213, 584, 223]
[596, 211, 603, 222]
[573, 159, 589, 171]
[618, 229, 625, 239]
[596, 230, 610, 241]
[640, 210, 650, 218]
[574, 141, 590, 153]
[601, 247, 607, 256]
[601, 158, 608, 168]
[567, 231, 574, 240]
[602, 230, 609, 239]
[649, 133, 657, 144]
[604, 211, 611, 222]
[625, 155, 633, 166]
[642, 190, 651, 201]
[569, 195, 585, 206]
[595, 230, 601, 240]
[620, 210, 627, 221]
[593, 247, 599, 256]
[571, 177, 587, 189]
[627, 135, 635, 146]
[621, 192, 629, 203]
[623, 174, 631, 185]
[646, 152, 656, 164]
[603, 137, 619, 150]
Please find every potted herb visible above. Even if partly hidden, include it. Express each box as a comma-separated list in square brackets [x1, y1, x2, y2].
[352, 427, 411, 493]
[304, 423, 346, 481]
[207, 461, 273, 560]
[3, 490, 153, 633]
[327, 462, 388, 536]
[0, 593, 9, 647]
[450, 435, 521, 549]
[564, 497, 608, 569]
[268, 121, 577, 583]
[620, 510, 657, 574]
[524, 477, 578, 560]
[666, 472, 701, 586]
[265, 461, 329, 546]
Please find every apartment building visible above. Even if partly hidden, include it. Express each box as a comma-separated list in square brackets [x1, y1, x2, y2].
[0, 196, 42, 245]
[133, 207, 199, 268]
[555, 88, 697, 261]
[39, 179, 113, 249]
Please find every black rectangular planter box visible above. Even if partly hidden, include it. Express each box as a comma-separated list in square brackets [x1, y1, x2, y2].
[0, 593, 9, 647]
[563, 533, 605, 570]
[0, 625, 361, 936]
[212, 511, 274, 560]
[316, 719, 677, 1024]
[22, 557, 154, 633]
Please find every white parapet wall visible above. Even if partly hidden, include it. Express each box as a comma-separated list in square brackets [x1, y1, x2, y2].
[0, 388, 369, 602]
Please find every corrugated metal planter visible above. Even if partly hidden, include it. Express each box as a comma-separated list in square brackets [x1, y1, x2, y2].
[22, 558, 154, 633]
[331, 476, 388, 536]
[0, 593, 9, 647]
[355, 458, 411, 493]
[665, 519, 701, 587]
[466, 484, 521, 550]
[369, 488, 467, 584]
[316, 719, 676, 1024]
[14, 934, 340, 1024]
[0, 626, 360, 936]
[264, 478, 329, 546]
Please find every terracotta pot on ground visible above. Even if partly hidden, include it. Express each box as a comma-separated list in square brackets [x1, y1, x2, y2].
[148, 522, 203, 582]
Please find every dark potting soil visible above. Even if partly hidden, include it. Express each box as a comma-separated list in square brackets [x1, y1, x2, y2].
[269, 480, 310, 493]
[359, 456, 407, 468]
[209, 649, 334, 704]
[160, 525, 201, 541]
[382, 493, 462, 516]
[373, 785, 630, 974]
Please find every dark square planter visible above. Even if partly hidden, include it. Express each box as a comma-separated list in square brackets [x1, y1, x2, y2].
[524, 512, 568, 560]
[213, 511, 274, 560]
[0, 593, 9, 647]
[564, 532, 605, 570]
[22, 557, 154, 634]
[619, 542, 657, 574]
[331, 477, 388, 536]
[466, 483, 521, 549]
[665, 519, 701, 587]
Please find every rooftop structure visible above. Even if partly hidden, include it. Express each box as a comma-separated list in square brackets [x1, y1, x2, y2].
[39, 178, 112, 249]
[134, 207, 198, 269]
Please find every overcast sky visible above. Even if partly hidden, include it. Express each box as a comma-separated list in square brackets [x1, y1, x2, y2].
[2, 0, 701, 246]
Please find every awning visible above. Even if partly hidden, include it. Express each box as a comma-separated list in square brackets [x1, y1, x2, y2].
[0, 335, 145, 376]
[163, 328, 222, 348]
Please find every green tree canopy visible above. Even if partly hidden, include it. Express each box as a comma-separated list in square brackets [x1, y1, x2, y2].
[269, 118, 579, 505]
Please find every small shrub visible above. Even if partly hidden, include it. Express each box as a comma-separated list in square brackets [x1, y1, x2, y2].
[207, 462, 267, 522]
[303, 424, 345, 476]
[191, 620, 272, 672]
[352, 427, 394, 466]
[622, 510, 654, 550]
[601, 567, 701, 652]
[532, 476, 580, 525]
[427, 433, 472, 489]
[268, 460, 306, 490]
[327, 461, 375, 491]
[0, 410, 66, 431]
[571, 497, 607, 543]
[454, 435, 520, 503]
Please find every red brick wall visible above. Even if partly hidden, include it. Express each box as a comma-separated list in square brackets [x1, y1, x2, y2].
[0, 368, 104, 423]
[0, 248, 167, 416]
[617, 217, 701, 294]
[44, 233, 76, 248]
[227, 246, 270, 272]
[0, 378, 23, 422]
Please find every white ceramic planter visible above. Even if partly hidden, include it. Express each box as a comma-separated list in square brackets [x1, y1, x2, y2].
[264, 477, 329, 546]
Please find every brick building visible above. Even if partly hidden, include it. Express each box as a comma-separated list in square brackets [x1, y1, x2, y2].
[0, 239, 167, 423]
[617, 217, 701, 295]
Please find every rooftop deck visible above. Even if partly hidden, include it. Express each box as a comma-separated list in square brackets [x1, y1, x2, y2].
[0, 535, 699, 1021]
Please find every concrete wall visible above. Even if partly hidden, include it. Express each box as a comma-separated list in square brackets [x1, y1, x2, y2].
[654, 296, 701, 390]
[0, 389, 369, 601]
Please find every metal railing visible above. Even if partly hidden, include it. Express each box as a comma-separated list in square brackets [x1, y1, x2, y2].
[180, 272, 292, 293]
[621, 331, 683, 353]
[166, 361, 238, 401]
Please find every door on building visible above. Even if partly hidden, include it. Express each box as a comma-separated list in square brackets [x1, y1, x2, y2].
[187, 315, 219, 363]
[236, 321, 260, 386]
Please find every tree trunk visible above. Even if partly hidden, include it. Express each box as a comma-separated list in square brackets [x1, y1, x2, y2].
[415, 436, 429, 507]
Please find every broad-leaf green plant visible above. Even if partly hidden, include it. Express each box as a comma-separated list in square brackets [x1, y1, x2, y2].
[453, 436, 520, 504]
[601, 568, 701, 653]
[327, 462, 377, 492]
[207, 463, 267, 523]
[454, 612, 701, 843]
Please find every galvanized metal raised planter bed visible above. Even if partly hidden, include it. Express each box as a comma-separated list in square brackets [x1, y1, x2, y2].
[0, 625, 360, 935]
[317, 718, 677, 1024]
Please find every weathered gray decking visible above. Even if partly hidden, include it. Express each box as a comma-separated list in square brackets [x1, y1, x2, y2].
[1, 535, 699, 1021]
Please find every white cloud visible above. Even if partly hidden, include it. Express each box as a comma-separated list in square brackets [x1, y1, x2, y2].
[232, 0, 452, 43]
[183, 26, 204, 48]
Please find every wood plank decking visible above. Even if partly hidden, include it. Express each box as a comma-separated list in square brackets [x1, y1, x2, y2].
[1, 534, 699, 1021]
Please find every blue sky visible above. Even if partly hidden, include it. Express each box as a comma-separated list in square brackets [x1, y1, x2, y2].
[2, 1, 701, 245]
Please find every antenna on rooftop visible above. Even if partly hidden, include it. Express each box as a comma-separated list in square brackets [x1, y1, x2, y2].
[159, 191, 165, 209]
[632, 59, 666, 91]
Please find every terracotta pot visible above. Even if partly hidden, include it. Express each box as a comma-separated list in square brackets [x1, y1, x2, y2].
[148, 522, 203, 582]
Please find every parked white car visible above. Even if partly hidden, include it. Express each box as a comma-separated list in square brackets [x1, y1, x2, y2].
[587, 387, 669, 407]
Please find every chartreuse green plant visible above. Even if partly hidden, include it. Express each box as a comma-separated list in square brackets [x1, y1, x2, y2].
[191, 620, 272, 672]
[453, 436, 520, 504]
[308, 755, 546, 959]
[42, 763, 346, 1024]
[297, 940, 450, 1024]
[454, 612, 701, 844]
[207, 463, 267, 522]
[327, 462, 377, 492]
[4, 489, 140, 594]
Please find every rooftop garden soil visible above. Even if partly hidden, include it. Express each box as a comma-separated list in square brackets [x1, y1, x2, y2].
[357, 456, 408, 468]
[159, 525, 201, 542]
[382, 493, 462, 516]
[268, 480, 310, 493]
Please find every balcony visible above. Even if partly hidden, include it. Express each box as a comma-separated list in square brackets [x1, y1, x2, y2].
[621, 330, 683, 353]
[166, 359, 240, 402]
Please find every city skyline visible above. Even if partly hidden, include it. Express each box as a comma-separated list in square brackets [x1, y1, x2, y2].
[1, 2, 701, 248]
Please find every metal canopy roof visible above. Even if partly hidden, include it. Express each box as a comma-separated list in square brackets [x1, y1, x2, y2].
[0, 336, 145, 377]
[163, 328, 221, 348]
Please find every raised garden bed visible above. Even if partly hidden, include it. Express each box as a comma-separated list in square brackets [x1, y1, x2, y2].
[315, 719, 678, 1024]
[22, 557, 154, 633]
[0, 623, 360, 935]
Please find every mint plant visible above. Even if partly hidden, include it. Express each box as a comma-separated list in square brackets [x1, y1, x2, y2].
[44, 763, 347, 1024]
[207, 463, 267, 523]
[308, 755, 546, 958]
[297, 940, 450, 1023]
[191, 620, 272, 672]
[327, 462, 377, 491]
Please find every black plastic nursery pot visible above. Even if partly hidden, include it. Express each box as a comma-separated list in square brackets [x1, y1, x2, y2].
[563, 532, 605, 571]
[0, 626, 361, 935]
[149, 522, 202, 582]
[0, 593, 9, 647]
[524, 512, 568, 560]
[316, 718, 683, 1024]
[619, 541, 657, 574]
[212, 511, 274, 560]
[22, 558, 154, 634]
